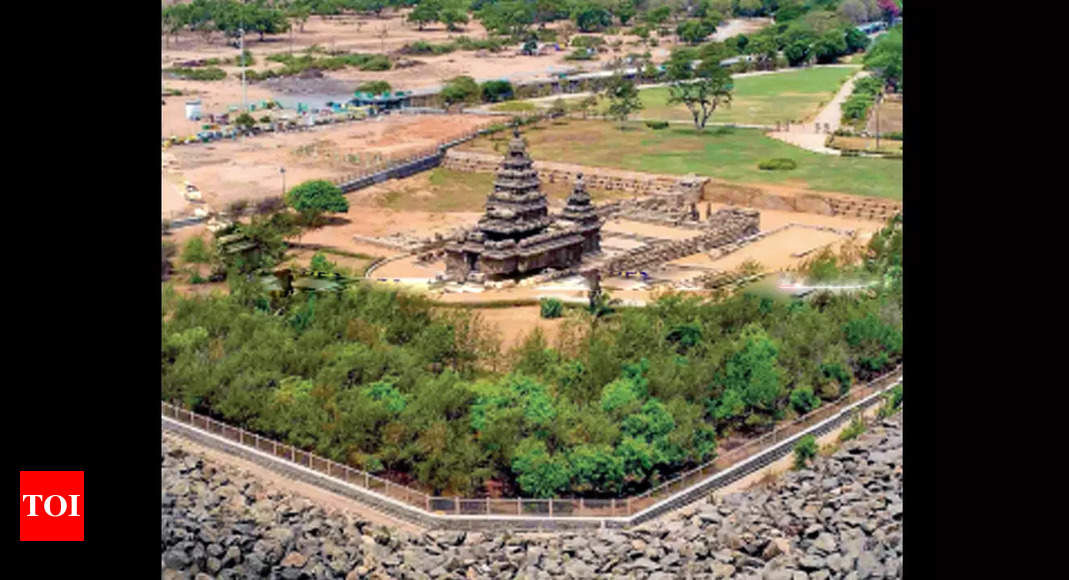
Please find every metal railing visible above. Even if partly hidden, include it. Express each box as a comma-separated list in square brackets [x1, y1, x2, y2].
[162, 364, 900, 523]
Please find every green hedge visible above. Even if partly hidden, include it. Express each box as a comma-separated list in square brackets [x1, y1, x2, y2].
[166, 67, 226, 81]
[758, 158, 797, 170]
[646, 120, 670, 129]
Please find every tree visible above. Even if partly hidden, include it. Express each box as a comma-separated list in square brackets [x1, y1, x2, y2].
[574, 5, 612, 32]
[481, 80, 514, 103]
[578, 94, 599, 119]
[511, 437, 571, 497]
[844, 27, 869, 53]
[666, 62, 733, 131]
[720, 324, 784, 415]
[286, 179, 349, 225]
[604, 71, 643, 129]
[784, 40, 810, 67]
[789, 384, 819, 414]
[748, 35, 778, 71]
[408, 0, 441, 30]
[440, 0, 470, 31]
[812, 30, 847, 64]
[877, 0, 900, 26]
[234, 112, 257, 130]
[440, 75, 481, 106]
[838, 0, 869, 24]
[548, 97, 567, 118]
[863, 25, 902, 90]
[676, 20, 711, 45]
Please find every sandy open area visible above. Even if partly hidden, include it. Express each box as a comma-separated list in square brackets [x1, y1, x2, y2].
[670, 227, 846, 272]
[164, 114, 493, 215]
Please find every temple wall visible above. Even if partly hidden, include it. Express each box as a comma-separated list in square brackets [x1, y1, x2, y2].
[442, 150, 706, 198]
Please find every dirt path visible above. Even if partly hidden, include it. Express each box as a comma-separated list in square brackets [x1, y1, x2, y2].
[162, 430, 425, 534]
[767, 69, 871, 155]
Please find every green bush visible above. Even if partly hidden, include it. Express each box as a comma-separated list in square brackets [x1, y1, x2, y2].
[565, 48, 597, 61]
[758, 158, 797, 171]
[571, 35, 605, 48]
[357, 80, 392, 94]
[190, 272, 208, 284]
[645, 120, 669, 129]
[540, 298, 564, 319]
[789, 385, 819, 414]
[167, 67, 226, 81]
[182, 237, 211, 264]
[838, 413, 866, 442]
[794, 434, 818, 469]
[883, 131, 903, 141]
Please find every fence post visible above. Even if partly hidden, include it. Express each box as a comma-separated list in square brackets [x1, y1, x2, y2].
[611, 498, 616, 517]
[365, 472, 369, 488]
[426, 496, 431, 512]
[580, 498, 585, 513]
[486, 497, 490, 515]
[627, 497, 632, 516]
[455, 497, 460, 515]
[548, 500, 553, 517]
[517, 497, 521, 515]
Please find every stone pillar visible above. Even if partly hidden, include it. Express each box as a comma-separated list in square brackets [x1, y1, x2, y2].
[775, 121, 781, 131]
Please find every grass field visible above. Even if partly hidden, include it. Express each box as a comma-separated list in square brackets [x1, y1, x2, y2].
[828, 135, 902, 154]
[552, 66, 860, 126]
[377, 167, 631, 212]
[461, 119, 902, 200]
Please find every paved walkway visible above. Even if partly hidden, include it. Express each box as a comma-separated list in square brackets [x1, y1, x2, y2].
[767, 69, 871, 155]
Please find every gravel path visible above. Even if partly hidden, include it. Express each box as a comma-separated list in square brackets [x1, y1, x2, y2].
[767, 70, 871, 155]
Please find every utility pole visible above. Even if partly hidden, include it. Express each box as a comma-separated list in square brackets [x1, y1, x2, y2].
[874, 92, 883, 151]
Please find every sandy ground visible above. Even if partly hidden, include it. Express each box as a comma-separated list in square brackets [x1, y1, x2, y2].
[767, 70, 870, 155]
[602, 219, 705, 241]
[671, 227, 845, 272]
[472, 306, 567, 353]
[164, 114, 493, 216]
[162, 431, 424, 533]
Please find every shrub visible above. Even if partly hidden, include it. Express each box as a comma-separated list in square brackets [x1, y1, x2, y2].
[309, 252, 336, 273]
[259, 115, 271, 123]
[565, 48, 596, 61]
[645, 120, 669, 129]
[540, 298, 564, 319]
[167, 67, 226, 81]
[182, 237, 211, 264]
[789, 385, 819, 414]
[358, 55, 392, 71]
[883, 131, 903, 140]
[256, 196, 285, 215]
[571, 36, 605, 49]
[227, 199, 250, 216]
[839, 413, 866, 441]
[794, 434, 817, 469]
[190, 272, 208, 284]
[481, 80, 514, 103]
[357, 80, 391, 94]
[758, 158, 797, 170]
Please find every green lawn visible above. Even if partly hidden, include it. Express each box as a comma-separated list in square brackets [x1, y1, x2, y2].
[378, 167, 631, 212]
[557, 66, 860, 126]
[462, 119, 902, 200]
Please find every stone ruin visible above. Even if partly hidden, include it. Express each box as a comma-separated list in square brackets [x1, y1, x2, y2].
[599, 207, 760, 277]
[444, 129, 604, 282]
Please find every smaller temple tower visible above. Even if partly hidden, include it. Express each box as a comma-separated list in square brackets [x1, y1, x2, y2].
[560, 173, 603, 253]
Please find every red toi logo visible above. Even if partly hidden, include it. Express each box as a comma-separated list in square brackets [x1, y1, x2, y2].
[20, 471, 84, 541]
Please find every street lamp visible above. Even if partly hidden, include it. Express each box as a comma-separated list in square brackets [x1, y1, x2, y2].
[280, 167, 286, 198]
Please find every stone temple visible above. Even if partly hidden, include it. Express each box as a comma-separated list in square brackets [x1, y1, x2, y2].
[445, 129, 603, 282]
